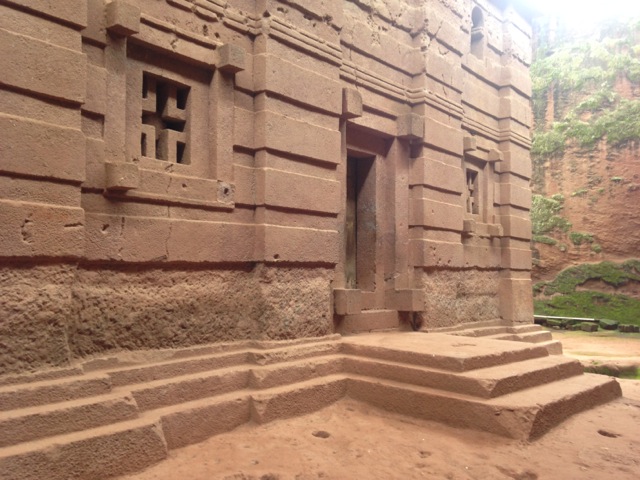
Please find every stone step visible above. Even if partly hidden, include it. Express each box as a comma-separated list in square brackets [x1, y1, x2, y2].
[342, 332, 550, 372]
[0, 374, 113, 411]
[143, 374, 348, 451]
[506, 324, 546, 335]
[346, 372, 621, 440]
[0, 375, 349, 480]
[0, 354, 344, 451]
[248, 355, 343, 390]
[491, 373, 622, 439]
[0, 332, 622, 480]
[460, 355, 583, 398]
[0, 393, 139, 447]
[538, 340, 564, 355]
[0, 417, 168, 480]
[344, 354, 583, 399]
[337, 309, 401, 334]
[105, 340, 340, 387]
[153, 390, 251, 450]
[128, 367, 251, 412]
[0, 367, 84, 388]
[490, 330, 553, 344]
[106, 350, 250, 387]
[449, 326, 510, 337]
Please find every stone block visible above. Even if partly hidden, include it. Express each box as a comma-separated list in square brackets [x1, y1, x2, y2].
[254, 54, 341, 113]
[410, 239, 464, 268]
[411, 198, 464, 232]
[260, 225, 339, 264]
[343, 88, 363, 119]
[426, 11, 465, 54]
[488, 224, 503, 238]
[497, 182, 532, 209]
[464, 243, 501, 269]
[334, 289, 362, 316]
[254, 111, 341, 165]
[498, 214, 532, 241]
[581, 323, 599, 333]
[106, 0, 140, 36]
[424, 117, 463, 155]
[105, 162, 140, 190]
[425, 46, 463, 91]
[410, 157, 464, 194]
[397, 113, 424, 140]
[0, 115, 85, 183]
[344, 20, 421, 74]
[83, 64, 107, 116]
[501, 66, 533, 98]
[5, 0, 87, 29]
[259, 168, 340, 215]
[233, 165, 255, 206]
[463, 136, 477, 152]
[501, 247, 532, 270]
[0, 28, 86, 104]
[83, 0, 107, 44]
[488, 149, 503, 162]
[499, 277, 534, 324]
[385, 289, 424, 312]
[217, 44, 246, 74]
[463, 219, 476, 235]
[0, 200, 84, 258]
[598, 319, 619, 331]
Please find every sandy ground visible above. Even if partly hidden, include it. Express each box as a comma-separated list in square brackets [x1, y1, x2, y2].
[552, 330, 640, 374]
[122, 333, 640, 480]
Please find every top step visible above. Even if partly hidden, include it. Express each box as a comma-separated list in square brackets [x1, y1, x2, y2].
[342, 332, 550, 372]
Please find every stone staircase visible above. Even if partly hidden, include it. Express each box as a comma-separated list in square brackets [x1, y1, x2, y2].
[447, 323, 564, 354]
[0, 332, 621, 480]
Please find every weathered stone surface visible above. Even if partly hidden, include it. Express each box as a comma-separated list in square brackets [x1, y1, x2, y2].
[0, 0, 535, 375]
[417, 270, 501, 329]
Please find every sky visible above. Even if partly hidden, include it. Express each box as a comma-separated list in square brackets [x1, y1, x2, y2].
[525, 0, 640, 23]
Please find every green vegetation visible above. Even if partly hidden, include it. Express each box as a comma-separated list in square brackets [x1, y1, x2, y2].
[534, 291, 640, 325]
[537, 260, 640, 295]
[569, 232, 595, 246]
[585, 365, 640, 379]
[534, 260, 640, 325]
[531, 194, 571, 236]
[532, 235, 557, 245]
[531, 18, 640, 173]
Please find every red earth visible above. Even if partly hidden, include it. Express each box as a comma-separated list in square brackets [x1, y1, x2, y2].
[121, 333, 640, 480]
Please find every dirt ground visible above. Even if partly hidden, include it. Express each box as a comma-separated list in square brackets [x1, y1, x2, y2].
[122, 333, 640, 480]
[552, 330, 640, 373]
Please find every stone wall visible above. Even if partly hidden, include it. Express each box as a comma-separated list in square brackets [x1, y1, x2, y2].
[0, 0, 535, 375]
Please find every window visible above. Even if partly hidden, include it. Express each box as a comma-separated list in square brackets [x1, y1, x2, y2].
[465, 169, 479, 215]
[141, 74, 191, 164]
[470, 7, 485, 59]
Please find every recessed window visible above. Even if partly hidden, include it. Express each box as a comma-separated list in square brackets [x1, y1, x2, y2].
[466, 169, 479, 215]
[470, 7, 485, 59]
[140, 73, 191, 164]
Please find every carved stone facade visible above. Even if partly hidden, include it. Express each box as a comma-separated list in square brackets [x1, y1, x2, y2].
[0, 0, 534, 375]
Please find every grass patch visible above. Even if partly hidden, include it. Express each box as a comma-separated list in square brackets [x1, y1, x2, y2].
[534, 291, 640, 325]
[537, 260, 640, 295]
[569, 232, 595, 246]
[532, 235, 558, 246]
[584, 365, 640, 379]
[531, 194, 571, 235]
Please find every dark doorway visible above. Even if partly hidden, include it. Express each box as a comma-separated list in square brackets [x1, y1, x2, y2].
[345, 155, 376, 290]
